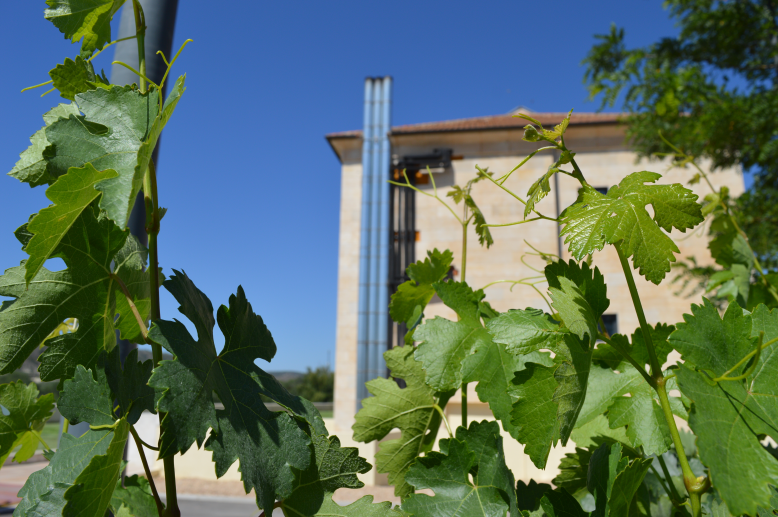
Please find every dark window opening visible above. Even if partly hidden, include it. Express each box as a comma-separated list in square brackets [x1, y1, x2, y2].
[594, 186, 609, 195]
[599, 314, 618, 337]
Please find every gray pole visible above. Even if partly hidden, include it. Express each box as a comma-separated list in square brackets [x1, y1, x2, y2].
[113, 0, 179, 363]
[62, 0, 179, 443]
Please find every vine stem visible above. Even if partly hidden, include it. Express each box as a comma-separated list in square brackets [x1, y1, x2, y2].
[616, 244, 707, 515]
[130, 425, 165, 517]
[656, 454, 685, 505]
[460, 214, 469, 428]
[132, 0, 147, 94]
[143, 159, 179, 517]
[433, 404, 453, 438]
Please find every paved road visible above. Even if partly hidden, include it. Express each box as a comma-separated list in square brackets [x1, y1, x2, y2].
[168, 496, 283, 517]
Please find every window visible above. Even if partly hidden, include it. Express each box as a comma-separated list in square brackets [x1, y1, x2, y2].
[594, 186, 609, 195]
[599, 314, 618, 337]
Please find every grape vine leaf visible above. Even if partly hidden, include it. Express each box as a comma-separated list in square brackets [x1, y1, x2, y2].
[509, 332, 592, 469]
[559, 171, 703, 284]
[0, 207, 152, 382]
[59, 347, 155, 427]
[110, 475, 160, 517]
[57, 364, 114, 426]
[669, 298, 756, 375]
[389, 248, 453, 329]
[44, 77, 185, 227]
[414, 281, 495, 391]
[0, 382, 54, 465]
[353, 345, 453, 498]
[545, 260, 609, 349]
[587, 442, 652, 517]
[24, 163, 118, 284]
[9, 103, 80, 188]
[102, 347, 155, 425]
[44, 0, 127, 57]
[552, 446, 595, 499]
[516, 480, 552, 513]
[487, 308, 570, 356]
[281, 433, 400, 516]
[462, 345, 553, 439]
[49, 56, 108, 101]
[607, 382, 673, 457]
[62, 419, 129, 517]
[148, 270, 325, 510]
[540, 489, 589, 517]
[509, 362, 559, 468]
[673, 301, 778, 516]
[14, 422, 127, 517]
[525, 164, 559, 218]
[402, 421, 517, 517]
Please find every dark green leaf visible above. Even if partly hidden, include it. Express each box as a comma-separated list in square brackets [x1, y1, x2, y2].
[110, 475, 160, 517]
[45, 78, 185, 227]
[0, 382, 54, 464]
[389, 249, 453, 327]
[24, 163, 118, 284]
[677, 364, 778, 516]
[540, 489, 588, 517]
[487, 308, 569, 356]
[414, 317, 492, 392]
[587, 442, 652, 517]
[669, 298, 756, 375]
[402, 422, 515, 517]
[516, 480, 552, 512]
[44, 0, 127, 56]
[462, 344, 553, 439]
[148, 271, 323, 510]
[15, 423, 125, 516]
[9, 103, 80, 188]
[353, 345, 452, 498]
[102, 347, 155, 424]
[510, 362, 559, 468]
[560, 171, 703, 284]
[63, 419, 129, 517]
[57, 364, 114, 426]
[281, 433, 399, 516]
[0, 207, 152, 381]
[49, 56, 104, 101]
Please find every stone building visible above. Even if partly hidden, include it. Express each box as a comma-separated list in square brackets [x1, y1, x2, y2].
[324, 105, 744, 486]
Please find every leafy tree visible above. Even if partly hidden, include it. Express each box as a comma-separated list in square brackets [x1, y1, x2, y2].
[582, 0, 778, 267]
[282, 366, 335, 403]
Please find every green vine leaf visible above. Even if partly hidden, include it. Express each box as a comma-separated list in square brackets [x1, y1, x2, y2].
[669, 298, 756, 375]
[509, 333, 592, 469]
[414, 281, 494, 392]
[24, 163, 118, 284]
[352, 345, 453, 498]
[559, 171, 703, 284]
[462, 345, 553, 440]
[44, 77, 185, 227]
[545, 260, 609, 350]
[587, 442, 652, 517]
[49, 56, 108, 101]
[0, 382, 54, 465]
[102, 347, 156, 425]
[57, 364, 114, 427]
[110, 475, 160, 517]
[0, 207, 152, 382]
[9, 103, 80, 188]
[525, 164, 558, 218]
[44, 0, 127, 57]
[402, 421, 518, 517]
[281, 433, 399, 516]
[389, 249, 453, 331]
[148, 270, 324, 511]
[14, 421, 128, 517]
[487, 308, 570, 356]
[673, 303, 778, 515]
[539, 489, 588, 517]
[63, 419, 129, 517]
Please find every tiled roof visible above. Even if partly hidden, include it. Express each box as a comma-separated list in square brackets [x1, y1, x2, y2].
[326, 111, 623, 139]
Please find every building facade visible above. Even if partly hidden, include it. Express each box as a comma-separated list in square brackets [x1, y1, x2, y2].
[325, 109, 744, 486]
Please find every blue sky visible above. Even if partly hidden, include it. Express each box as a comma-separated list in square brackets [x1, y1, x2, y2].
[1, 1, 678, 372]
